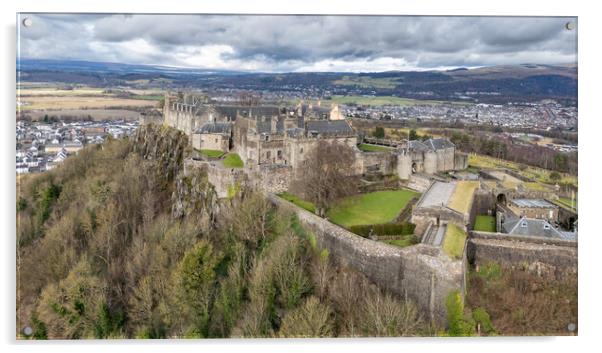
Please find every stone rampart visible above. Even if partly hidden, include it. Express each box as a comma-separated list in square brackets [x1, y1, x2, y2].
[467, 231, 577, 278]
[269, 194, 465, 327]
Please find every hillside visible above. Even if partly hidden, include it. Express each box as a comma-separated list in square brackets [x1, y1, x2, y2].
[16, 125, 425, 339]
[18, 59, 577, 105]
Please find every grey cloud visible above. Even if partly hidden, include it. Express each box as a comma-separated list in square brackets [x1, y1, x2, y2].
[17, 14, 577, 72]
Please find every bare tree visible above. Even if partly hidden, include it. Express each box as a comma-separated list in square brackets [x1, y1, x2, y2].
[292, 140, 359, 216]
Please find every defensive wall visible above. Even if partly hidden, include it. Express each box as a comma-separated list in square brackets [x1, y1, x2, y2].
[268, 194, 465, 327]
[467, 231, 577, 278]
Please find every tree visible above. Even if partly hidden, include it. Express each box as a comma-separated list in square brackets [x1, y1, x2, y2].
[278, 297, 333, 338]
[408, 129, 418, 141]
[549, 171, 562, 182]
[291, 140, 359, 216]
[170, 240, 221, 337]
[373, 126, 385, 138]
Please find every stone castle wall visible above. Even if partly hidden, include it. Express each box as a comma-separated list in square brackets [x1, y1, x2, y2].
[467, 231, 577, 278]
[269, 194, 465, 326]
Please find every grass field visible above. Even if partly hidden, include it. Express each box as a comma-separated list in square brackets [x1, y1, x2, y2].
[447, 181, 479, 215]
[468, 153, 577, 188]
[443, 224, 467, 259]
[199, 149, 225, 158]
[18, 96, 157, 110]
[23, 109, 142, 121]
[474, 215, 496, 232]
[327, 189, 419, 228]
[222, 153, 244, 168]
[332, 76, 400, 89]
[358, 143, 393, 152]
[278, 192, 316, 213]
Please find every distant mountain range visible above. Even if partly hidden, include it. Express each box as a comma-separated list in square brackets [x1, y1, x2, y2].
[17, 59, 577, 105]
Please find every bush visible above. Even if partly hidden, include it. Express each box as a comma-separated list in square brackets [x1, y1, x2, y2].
[472, 307, 496, 335]
[445, 291, 475, 337]
[349, 223, 415, 237]
[278, 296, 333, 338]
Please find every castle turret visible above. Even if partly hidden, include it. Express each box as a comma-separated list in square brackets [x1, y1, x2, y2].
[423, 150, 437, 174]
[396, 150, 412, 180]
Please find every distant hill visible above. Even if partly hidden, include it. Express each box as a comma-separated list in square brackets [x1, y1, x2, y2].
[17, 59, 577, 105]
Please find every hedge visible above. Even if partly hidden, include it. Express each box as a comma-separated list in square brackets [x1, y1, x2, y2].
[349, 222, 416, 237]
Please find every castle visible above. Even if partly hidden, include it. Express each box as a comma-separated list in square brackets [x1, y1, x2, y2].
[163, 93, 468, 194]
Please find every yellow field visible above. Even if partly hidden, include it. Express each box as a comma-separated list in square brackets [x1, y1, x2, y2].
[18, 96, 157, 110]
[447, 181, 479, 215]
[18, 88, 106, 96]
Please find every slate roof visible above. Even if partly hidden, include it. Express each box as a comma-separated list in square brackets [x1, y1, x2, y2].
[408, 140, 431, 152]
[305, 120, 354, 136]
[502, 217, 564, 238]
[425, 138, 455, 150]
[286, 127, 305, 138]
[196, 122, 232, 135]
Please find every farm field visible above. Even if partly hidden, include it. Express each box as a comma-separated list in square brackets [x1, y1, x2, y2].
[18, 95, 157, 110]
[22, 109, 142, 121]
[327, 189, 419, 228]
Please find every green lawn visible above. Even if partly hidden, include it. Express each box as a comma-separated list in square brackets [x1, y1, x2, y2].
[443, 224, 467, 259]
[223, 153, 244, 168]
[327, 189, 419, 228]
[278, 192, 316, 213]
[556, 197, 578, 210]
[383, 235, 419, 248]
[473, 215, 496, 232]
[198, 149, 225, 158]
[358, 143, 393, 152]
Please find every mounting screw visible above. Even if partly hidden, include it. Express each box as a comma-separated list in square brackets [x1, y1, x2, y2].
[22, 17, 32, 28]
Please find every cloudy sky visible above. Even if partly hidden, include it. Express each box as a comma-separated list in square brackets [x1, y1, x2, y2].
[18, 14, 577, 72]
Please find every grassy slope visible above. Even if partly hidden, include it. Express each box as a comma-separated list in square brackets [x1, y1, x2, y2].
[447, 181, 479, 215]
[468, 153, 577, 187]
[199, 149, 225, 158]
[443, 224, 467, 259]
[474, 215, 496, 232]
[327, 189, 419, 228]
[358, 143, 393, 152]
[278, 192, 316, 213]
[223, 153, 244, 168]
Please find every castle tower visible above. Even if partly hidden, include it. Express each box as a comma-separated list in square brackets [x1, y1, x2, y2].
[423, 150, 437, 174]
[397, 150, 412, 180]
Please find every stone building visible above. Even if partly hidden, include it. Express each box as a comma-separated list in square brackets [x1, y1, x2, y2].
[192, 122, 232, 152]
[163, 92, 467, 189]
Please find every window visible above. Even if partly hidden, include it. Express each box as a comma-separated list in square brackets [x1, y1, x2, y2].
[543, 223, 551, 229]
[521, 221, 527, 228]
[266, 151, 271, 159]
[277, 150, 282, 159]
[265, 135, 269, 141]
[300, 147, 303, 154]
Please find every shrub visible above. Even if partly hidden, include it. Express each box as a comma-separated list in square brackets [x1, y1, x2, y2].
[445, 291, 475, 337]
[349, 223, 416, 237]
[472, 307, 496, 335]
[278, 297, 333, 338]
